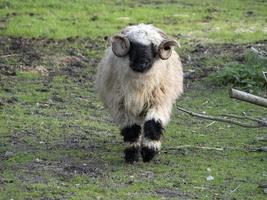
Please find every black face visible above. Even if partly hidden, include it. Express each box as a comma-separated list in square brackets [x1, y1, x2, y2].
[128, 42, 156, 73]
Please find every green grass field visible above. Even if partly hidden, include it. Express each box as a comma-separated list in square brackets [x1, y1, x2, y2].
[0, 0, 267, 42]
[0, 0, 267, 199]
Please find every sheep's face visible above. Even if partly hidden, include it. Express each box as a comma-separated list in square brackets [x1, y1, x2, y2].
[111, 34, 178, 73]
[128, 41, 156, 73]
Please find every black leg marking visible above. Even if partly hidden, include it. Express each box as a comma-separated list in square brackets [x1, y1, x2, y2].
[124, 147, 139, 163]
[141, 119, 164, 162]
[144, 120, 163, 140]
[141, 147, 158, 162]
[121, 124, 141, 142]
[121, 124, 141, 163]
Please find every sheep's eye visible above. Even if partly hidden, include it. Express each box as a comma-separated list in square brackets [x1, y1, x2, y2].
[164, 46, 170, 51]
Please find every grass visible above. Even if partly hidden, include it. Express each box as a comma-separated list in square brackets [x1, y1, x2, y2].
[0, 0, 266, 42]
[0, 0, 267, 199]
[210, 51, 267, 93]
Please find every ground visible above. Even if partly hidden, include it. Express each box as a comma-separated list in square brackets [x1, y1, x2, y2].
[0, 0, 267, 199]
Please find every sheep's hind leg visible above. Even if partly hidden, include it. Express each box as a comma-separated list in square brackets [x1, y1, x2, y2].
[121, 124, 141, 163]
[141, 119, 163, 162]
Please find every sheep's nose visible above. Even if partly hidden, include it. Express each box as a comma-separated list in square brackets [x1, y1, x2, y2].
[130, 62, 151, 73]
[134, 63, 149, 71]
[137, 63, 147, 69]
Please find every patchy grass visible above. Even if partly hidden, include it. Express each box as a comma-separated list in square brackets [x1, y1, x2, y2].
[0, 0, 267, 199]
[210, 51, 267, 93]
[0, 0, 267, 42]
[0, 37, 266, 200]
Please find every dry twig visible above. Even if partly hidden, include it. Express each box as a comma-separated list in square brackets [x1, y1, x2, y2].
[230, 184, 241, 194]
[177, 107, 267, 128]
[0, 54, 19, 58]
[249, 146, 267, 152]
[250, 47, 267, 60]
[168, 145, 224, 151]
[221, 114, 267, 125]
[256, 135, 267, 142]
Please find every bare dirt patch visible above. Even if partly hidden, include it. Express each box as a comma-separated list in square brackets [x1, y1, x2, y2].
[1, 36, 266, 83]
[20, 157, 107, 181]
[0, 36, 103, 79]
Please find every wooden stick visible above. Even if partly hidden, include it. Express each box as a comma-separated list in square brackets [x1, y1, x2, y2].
[177, 107, 267, 128]
[250, 47, 267, 60]
[256, 135, 267, 142]
[249, 146, 267, 152]
[221, 114, 267, 125]
[229, 88, 267, 108]
[0, 54, 19, 58]
[168, 145, 224, 151]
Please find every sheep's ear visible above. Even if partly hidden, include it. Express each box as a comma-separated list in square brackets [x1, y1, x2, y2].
[111, 34, 130, 57]
[158, 39, 179, 60]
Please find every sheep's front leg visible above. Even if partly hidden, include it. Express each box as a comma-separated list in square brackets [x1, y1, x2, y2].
[141, 119, 164, 162]
[141, 106, 170, 162]
[121, 124, 141, 163]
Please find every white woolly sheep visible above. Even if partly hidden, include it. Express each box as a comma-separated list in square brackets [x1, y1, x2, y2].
[96, 24, 183, 163]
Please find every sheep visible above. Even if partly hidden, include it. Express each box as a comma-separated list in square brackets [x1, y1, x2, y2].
[95, 24, 183, 163]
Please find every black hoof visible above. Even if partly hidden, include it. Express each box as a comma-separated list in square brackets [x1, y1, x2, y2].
[124, 147, 139, 163]
[141, 147, 158, 162]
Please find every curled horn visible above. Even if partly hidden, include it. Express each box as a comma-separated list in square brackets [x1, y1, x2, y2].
[158, 39, 179, 60]
[111, 34, 130, 57]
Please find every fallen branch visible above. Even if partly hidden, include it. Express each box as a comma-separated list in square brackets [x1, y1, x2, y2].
[249, 146, 267, 152]
[0, 54, 19, 58]
[250, 47, 267, 60]
[256, 135, 267, 142]
[177, 107, 267, 128]
[168, 145, 224, 151]
[229, 88, 267, 108]
[221, 114, 267, 126]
